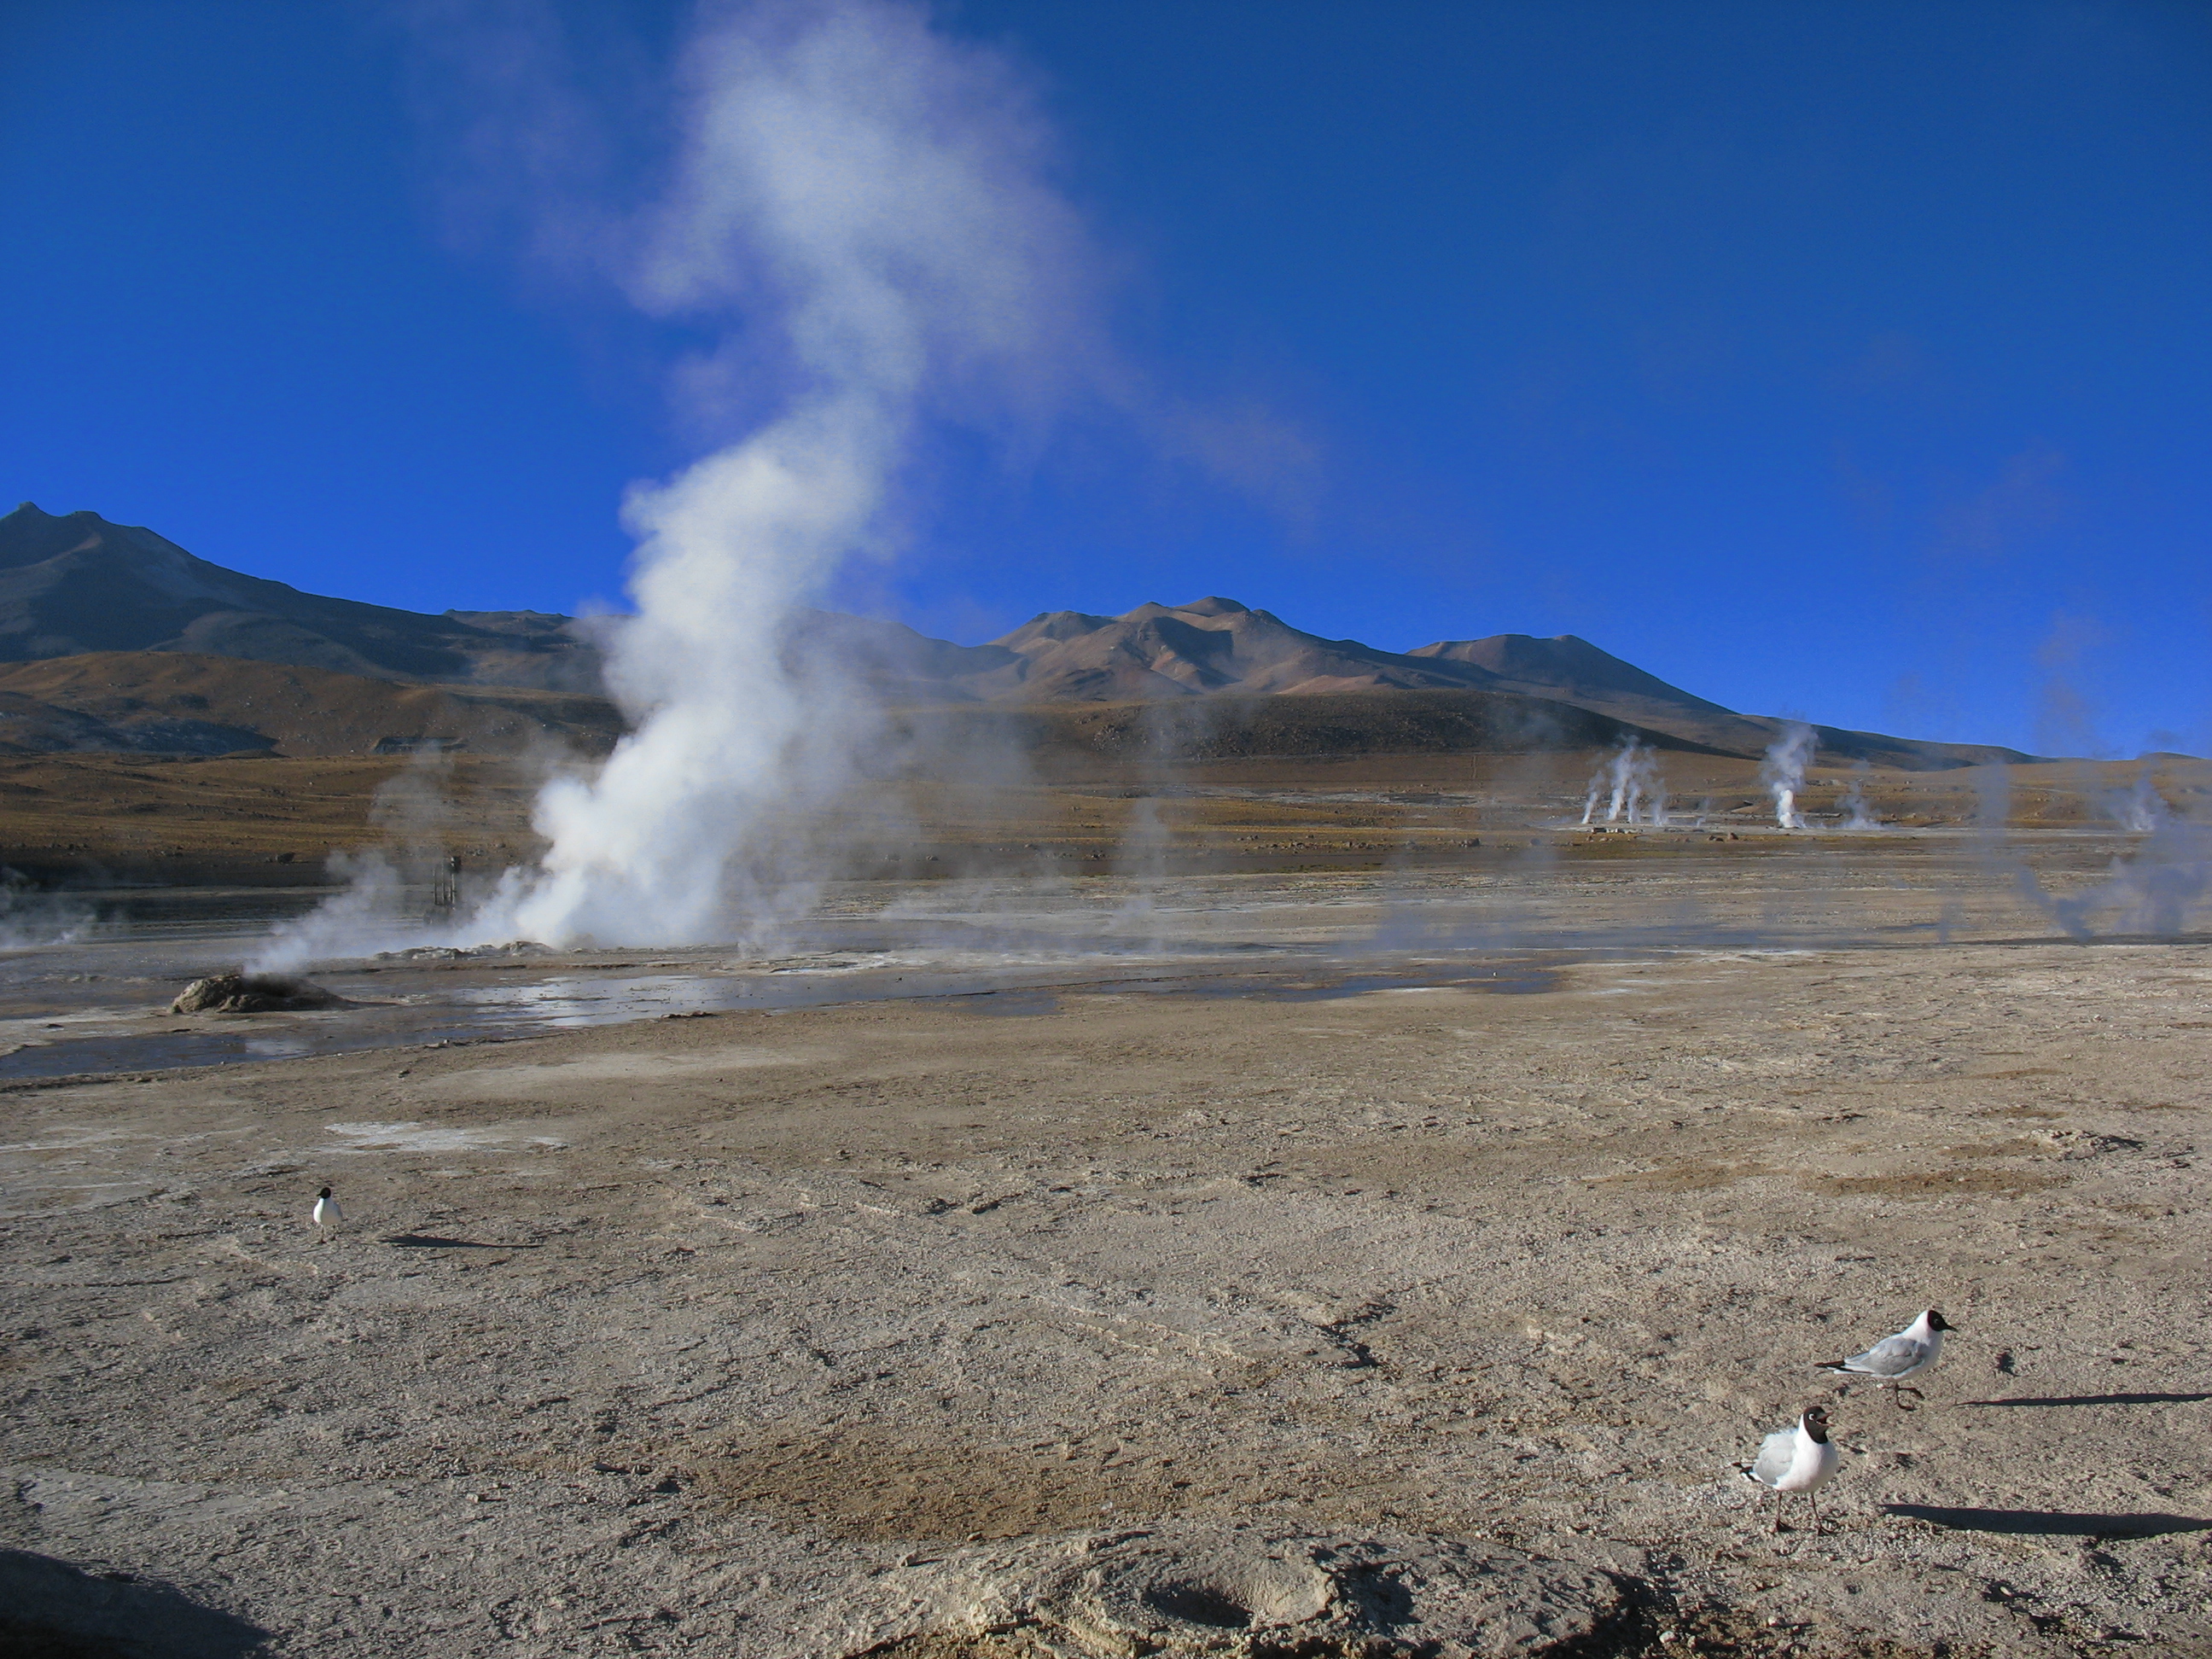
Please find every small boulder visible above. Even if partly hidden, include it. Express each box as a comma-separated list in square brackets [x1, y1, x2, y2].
[171, 974, 347, 1015]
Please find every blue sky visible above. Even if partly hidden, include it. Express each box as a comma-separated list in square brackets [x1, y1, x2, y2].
[4, 1, 2208, 754]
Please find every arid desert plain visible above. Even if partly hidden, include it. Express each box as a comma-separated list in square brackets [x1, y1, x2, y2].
[3, 767, 2209, 1658]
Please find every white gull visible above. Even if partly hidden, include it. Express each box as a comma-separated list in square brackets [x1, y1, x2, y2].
[1743, 1404, 1840, 1533]
[1816, 1308, 1953, 1409]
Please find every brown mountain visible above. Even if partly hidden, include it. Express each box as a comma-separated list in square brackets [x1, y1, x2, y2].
[1400, 632, 2022, 769]
[1409, 632, 1732, 719]
[973, 597, 1497, 700]
[0, 505, 2030, 767]
[0, 503, 598, 690]
[826, 600, 2024, 767]
[0, 653, 622, 760]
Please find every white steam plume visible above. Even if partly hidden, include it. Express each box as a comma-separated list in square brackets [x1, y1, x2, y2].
[2110, 765, 2171, 834]
[346, 0, 1092, 955]
[1837, 759, 1879, 830]
[1758, 723, 1816, 830]
[491, 3, 1094, 947]
[1579, 737, 1668, 827]
[2016, 815, 2210, 940]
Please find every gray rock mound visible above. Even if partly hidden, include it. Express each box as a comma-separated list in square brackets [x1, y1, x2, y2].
[171, 973, 347, 1015]
[859, 1527, 1633, 1658]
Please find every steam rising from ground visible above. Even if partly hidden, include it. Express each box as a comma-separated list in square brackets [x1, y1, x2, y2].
[1579, 738, 1668, 827]
[265, 0, 1102, 963]
[2111, 766, 2170, 834]
[2015, 816, 2211, 938]
[2012, 769, 2210, 939]
[498, 3, 1091, 946]
[1837, 760, 1880, 830]
[1759, 723, 1815, 830]
[0, 870, 100, 951]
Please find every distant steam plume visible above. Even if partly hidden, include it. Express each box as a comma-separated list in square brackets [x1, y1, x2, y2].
[2000, 759, 2204, 940]
[1837, 760, 1879, 830]
[1579, 738, 1667, 827]
[2015, 816, 2211, 939]
[1759, 723, 1815, 830]
[2110, 765, 2171, 834]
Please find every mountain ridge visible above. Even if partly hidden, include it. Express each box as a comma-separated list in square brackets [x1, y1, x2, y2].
[0, 503, 600, 690]
[0, 504, 2031, 768]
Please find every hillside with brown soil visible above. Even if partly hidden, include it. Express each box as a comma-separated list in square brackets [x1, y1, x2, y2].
[0, 653, 623, 760]
[0, 755, 544, 882]
[0, 748, 2197, 892]
[901, 686, 1710, 771]
[0, 504, 600, 689]
[0, 643, 2024, 787]
[1, 508, 2040, 771]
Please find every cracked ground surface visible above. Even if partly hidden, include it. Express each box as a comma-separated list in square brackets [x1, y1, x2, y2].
[2, 856, 2209, 1656]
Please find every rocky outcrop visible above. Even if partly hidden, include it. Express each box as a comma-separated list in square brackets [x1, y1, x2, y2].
[171, 974, 347, 1014]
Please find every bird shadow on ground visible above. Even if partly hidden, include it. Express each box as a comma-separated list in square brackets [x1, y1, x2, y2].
[1883, 1506, 2212, 1539]
[0, 1548, 270, 1659]
[380, 1234, 540, 1250]
[1962, 1392, 2212, 1407]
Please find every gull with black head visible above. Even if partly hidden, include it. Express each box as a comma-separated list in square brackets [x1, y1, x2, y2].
[1743, 1404, 1840, 1533]
[1816, 1308, 1954, 1409]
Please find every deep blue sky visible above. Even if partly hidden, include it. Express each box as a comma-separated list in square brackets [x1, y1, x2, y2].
[5, 1, 2208, 754]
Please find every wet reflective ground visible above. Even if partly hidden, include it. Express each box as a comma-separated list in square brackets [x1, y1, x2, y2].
[0, 924, 1569, 1084]
[0, 835, 2172, 1083]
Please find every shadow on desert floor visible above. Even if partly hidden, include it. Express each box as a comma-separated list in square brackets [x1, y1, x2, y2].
[1883, 1505, 2212, 1539]
[1962, 1392, 2212, 1407]
[0, 1547, 270, 1659]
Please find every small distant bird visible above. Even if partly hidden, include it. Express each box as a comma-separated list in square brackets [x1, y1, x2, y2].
[1816, 1308, 1954, 1409]
[1743, 1405, 1841, 1533]
[311, 1186, 342, 1235]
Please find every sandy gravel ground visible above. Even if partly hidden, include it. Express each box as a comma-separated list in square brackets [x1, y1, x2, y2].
[3, 874, 2209, 1655]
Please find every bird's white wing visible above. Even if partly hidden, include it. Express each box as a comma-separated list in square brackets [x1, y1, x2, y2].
[1747, 1427, 1796, 1487]
[1842, 1333, 1929, 1377]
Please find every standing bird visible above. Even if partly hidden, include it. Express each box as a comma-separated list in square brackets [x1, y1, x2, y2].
[1816, 1309, 1954, 1409]
[311, 1186, 342, 1237]
[1743, 1405, 1841, 1533]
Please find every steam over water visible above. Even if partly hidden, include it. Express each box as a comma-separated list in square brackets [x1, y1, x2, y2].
[253, 0, 1098, 966]
[485, 2, 1091, 948]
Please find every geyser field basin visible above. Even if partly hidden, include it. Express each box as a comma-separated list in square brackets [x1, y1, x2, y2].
[0, 833, 2192, 1085]
[0, 948, 1569, 1086]
[2, 914, 2206, 1656]
[0, 832, 2155, 1086]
